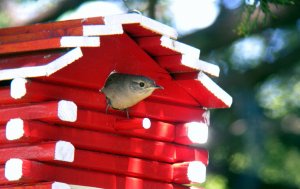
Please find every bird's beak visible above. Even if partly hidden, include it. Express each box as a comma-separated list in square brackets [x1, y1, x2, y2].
[155, 85, 164, 89]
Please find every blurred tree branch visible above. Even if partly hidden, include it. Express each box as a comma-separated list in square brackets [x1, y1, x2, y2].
[179, 4, 300, 55]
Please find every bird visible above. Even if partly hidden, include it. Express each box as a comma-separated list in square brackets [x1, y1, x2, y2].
[100, 72, 163, 118]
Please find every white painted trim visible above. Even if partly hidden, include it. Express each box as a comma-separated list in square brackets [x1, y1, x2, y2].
[6, 118, 24, 141]
[104, 14, 178, 39]
[55, 141, 75, 162]
[5, 158, 23, 181]
[52, 182, 71, 189]
[181, 55, 220, 77]
[83, 24, 123, 36]
[187, 122, 208, 144]
[160, 36, 200, 58]
[69, 185, 101, 189]
[0, 47, 83, 81]
[142, 118, 151, 129]
[45, 47, 83, 76]
[198, 72, 233, 107]
[196, 59, 220, 77]
[10, 78, 28, 99]
[60, 36, 100, 47]
[57, 100, 77, 122]
[187, 161, 206, 183]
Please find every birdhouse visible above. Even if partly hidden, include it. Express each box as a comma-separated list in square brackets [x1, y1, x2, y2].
[0, 14, 232, 189]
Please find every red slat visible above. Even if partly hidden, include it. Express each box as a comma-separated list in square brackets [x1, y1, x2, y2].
[176, 79, 230, 108]
[67, 150, 173, 182]
[135, 36, 179, 56]
[0, 101, 74, 124]
[0, 38, 64, 55]
[0, 50, 67, 70]
[3, 159, 184, 189]
[0, 17, 104, 36]
[123, 24, 161, 38]
[0, 27, 83, 44]
[0, 120, 208, 164]
[156, 55, 199, 73]
[0, 182, 62, 189]
[65, 109, 176, 142]
[0, 141, 73, 164]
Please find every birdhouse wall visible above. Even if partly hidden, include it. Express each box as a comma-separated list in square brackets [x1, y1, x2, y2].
[0, 13, 232, 189]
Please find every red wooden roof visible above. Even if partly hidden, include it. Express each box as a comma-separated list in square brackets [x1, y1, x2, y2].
[0, 13, 231, 189]
[0, 13, 232, 109]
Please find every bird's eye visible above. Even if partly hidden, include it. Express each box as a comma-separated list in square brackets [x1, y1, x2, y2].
[139, 82, 145, 87]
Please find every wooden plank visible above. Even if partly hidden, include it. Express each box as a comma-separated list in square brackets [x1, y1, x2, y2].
[0, 17, 104, 36]
[62, 150, 202, 184]
[0, 36, 99, 55]
[0, 50, 67, 70]
[2, 119, 208, 164]
[173, 161, 206, 184]
[0, 182, 102, 189]
[104, 14, 178, 39]
[0, 182, 68, 189]
[0, 48, 83, 81]
[135, 36, 200, 57]
[156, 54, 220, 77]
[0, 100, 77, 124]
[0, 141, 74, 164]
[175, 72, 233, 108]
[60, 110, 175, 142]
[7, 80, 206, 122]
[64, 149, 173, 183]
[3, 159, 185, 189]
[0, 28, 82, 44]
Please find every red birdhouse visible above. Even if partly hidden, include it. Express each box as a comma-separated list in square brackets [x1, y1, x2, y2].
[0, 14, 232, 189]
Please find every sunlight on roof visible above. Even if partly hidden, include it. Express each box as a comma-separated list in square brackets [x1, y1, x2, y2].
[170, 0, 220, 35]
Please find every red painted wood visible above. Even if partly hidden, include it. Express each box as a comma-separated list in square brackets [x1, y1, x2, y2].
[136, 36, 180, 56]
[156, 55, 199, 73]
[172, 72, 199, 80]
[0, 166, 9, 185]
[0, 120, 208, 164]
[0, 38, 70, 55]
[175, 146, 208, 165]
[66, 149, 173, 182]
[3, 159, 185, 189]
[67, 109, 176, 142]
[0, 17, 104, 36]
[172, 162, 191, 184]
[114, 118, 149, 130]
[123, 24, 162, 38]
[5, 80, 206, 122]
[0, 50, 67, 70]
[0, 101, 64, 124]
[0, 38, 59, 55]
[0, 182, 59, 189]
[67, 150, 200, 184]
[176, 79, 229, 108]
[0, 142, 67, 164]
[0, 28, 82, 44]
[41, 34, 171, 84]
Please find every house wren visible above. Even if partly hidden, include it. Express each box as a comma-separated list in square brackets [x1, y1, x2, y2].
[100, 72, 163, 118]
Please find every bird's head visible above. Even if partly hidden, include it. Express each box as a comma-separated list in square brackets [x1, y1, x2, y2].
[129, 76, 163, 97]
